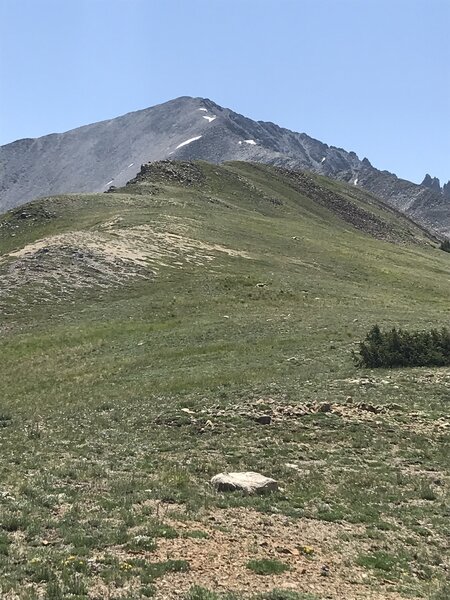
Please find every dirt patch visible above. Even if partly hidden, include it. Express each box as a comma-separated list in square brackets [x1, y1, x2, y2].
[147, 506, 407, 599]
[0, 225, 251, 302]
[7, 226, 250, 268]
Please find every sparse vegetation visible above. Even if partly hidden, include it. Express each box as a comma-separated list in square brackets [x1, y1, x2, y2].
[184, 588, 317, 600]
[259, 593, 319, 600]
[246, 559, 290, 575]
[185, 587, 238, 600]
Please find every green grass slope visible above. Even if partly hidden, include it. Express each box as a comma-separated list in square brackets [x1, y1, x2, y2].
[0, 161, 449, 599]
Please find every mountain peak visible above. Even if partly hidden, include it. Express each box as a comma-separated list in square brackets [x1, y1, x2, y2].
[0, 96, 449, 237]
[421, 173, 441, 192]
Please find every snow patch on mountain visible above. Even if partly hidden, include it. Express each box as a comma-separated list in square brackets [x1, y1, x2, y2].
[202, 115, 216, 123]
[176, 136, 203, 149]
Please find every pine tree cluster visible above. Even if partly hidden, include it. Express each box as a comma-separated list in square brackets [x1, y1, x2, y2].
[354, 324, 450, 368]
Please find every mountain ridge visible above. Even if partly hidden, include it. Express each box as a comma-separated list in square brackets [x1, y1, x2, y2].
[1, 96, 448, 236]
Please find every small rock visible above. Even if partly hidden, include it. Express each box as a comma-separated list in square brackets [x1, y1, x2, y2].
[386, 403, 402, 411]
[358, 402, 380, 414]
[276, 546, 299, 556]
[320, 564, 330, 577]
[211, 471, 278, 495]
[254, 415, 272, 425]
[254, 398, 270, 406]
[284, 462, 300, 470]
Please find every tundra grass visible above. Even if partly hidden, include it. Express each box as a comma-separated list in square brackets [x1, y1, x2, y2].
[0, 163, 449, 598]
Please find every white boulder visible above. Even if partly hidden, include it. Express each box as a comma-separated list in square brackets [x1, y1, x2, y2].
[211, 471, 278, 495]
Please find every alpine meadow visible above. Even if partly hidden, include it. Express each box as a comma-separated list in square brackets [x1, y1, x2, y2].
[0, 160, 449, 599]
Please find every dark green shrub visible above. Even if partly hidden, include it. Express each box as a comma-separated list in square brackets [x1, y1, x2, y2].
[440, 240, 450, 253]
[354, 325, 450, 368]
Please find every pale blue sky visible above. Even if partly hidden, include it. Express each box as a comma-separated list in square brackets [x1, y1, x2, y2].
[0, 0, 448, 184]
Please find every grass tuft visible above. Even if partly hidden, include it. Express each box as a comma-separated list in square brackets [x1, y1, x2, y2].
[246, 559, 289, 576]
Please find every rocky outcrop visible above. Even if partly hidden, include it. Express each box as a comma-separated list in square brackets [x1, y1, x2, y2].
[127, 160, 205, 187]
[443, 181, 450, 199]
[421, 174, 441, 192]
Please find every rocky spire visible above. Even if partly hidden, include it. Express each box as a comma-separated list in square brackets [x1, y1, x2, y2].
[421, 174, 441, 192]
[443, 181, 450, 199]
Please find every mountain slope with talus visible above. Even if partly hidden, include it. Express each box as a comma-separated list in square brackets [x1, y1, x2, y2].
[1, 96, 449, 236]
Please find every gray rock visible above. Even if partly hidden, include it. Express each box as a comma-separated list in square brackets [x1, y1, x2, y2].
[421, 174, 441, 193]
[211, 471, 278, 495]
[254, 415, 272, 425]
[443, 181, 450, 199]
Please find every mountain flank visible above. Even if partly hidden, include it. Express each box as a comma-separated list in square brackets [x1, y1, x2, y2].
[0, 160, 437, 310]
[1, 96, 449, 236]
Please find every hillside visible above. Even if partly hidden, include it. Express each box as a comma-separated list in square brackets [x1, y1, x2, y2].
[1, 96, 449, 237]
[0, 162, 449, 599]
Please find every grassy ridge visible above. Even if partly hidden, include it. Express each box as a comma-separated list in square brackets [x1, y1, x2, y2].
[0, 162, 449, 598]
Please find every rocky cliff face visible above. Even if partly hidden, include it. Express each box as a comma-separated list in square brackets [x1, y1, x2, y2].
[422, 173, 450, 201]
[1, 96, 449, 236]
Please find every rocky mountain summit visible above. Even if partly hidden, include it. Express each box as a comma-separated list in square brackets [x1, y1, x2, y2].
[421, 174, 442, 193]
[1, 96, 449, 235]
[421, 173, 450, 199]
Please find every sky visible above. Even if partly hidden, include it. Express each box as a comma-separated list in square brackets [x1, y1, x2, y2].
[0, 0, 448, 185]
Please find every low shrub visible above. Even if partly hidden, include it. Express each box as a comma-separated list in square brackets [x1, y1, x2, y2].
[246, 559, 289, 575]
[440, 240, 450, 253]
[354, 324, 450, 368]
